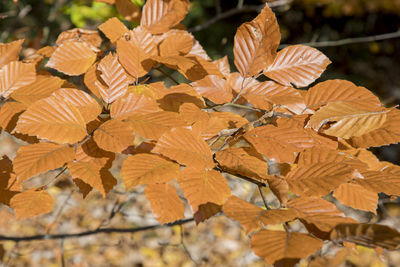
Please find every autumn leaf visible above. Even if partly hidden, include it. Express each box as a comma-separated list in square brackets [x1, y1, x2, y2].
[251, 230, 323, 265]
[46, 41, 97, 75]
[13, 143, 74, 181]
[263, 45, 331, 87]
[0, 102, 26, 131]
[0, 39, 24, 67]
[0, 61, 36, 99]
[234, 4, 280, 77]
[191, 75, 233, 104]
[333, 183, 378, 214]
[10, 189, 54, 219]
[122, 153, 180, 189]
[153, 127, 214, 169]
[159, 30, 193, 57]
[93, 119, 135, 153]
[355, 171, 400, 196]
[98, 17, 129, 43]
[179, 167, 230, 211]
[56, 28, 102, 48]
[307, 101, 388, 139]
[111, 93, 159, 119]
[115, 0, 141, 22]
[145, 183, 185, 224]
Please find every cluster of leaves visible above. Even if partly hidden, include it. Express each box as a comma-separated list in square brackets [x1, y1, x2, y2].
[1, 0, 400, 265]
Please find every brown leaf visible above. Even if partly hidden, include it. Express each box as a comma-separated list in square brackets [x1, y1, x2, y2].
[96, 53, 130, 103]
[122, 153, 180, 189]
[307, 102, 388, 139]
[98, 17, 129, 43]
[111, 93, 159, 119]
[13, 143, 74, 181]
[194, 203, 221, 224]
[51, 88, 102, 123]
[285, 162, 355, 197]
[116, 27, 157, 78]
[215, 147, 269, 180]
[45, 41, 96, 75]
[124, 111, 185, 140]
[264, 45, 331, 87]
[140, 0, 190, 34]
[157, 83, 205, 112]
[244, 124, 314, 163]
[331, 223, 400, 250]
[305, 80, 382, 111]
[349, 108, 400, 148]
[233, 4, 280, 77]
[251, 230, 323, 265]
[116, 0, 141, 22]
[68, 161, 117, 197]
[75, 137, 115, 169]
[179, 167, 230, 211]
[0, 102, 26, 131]
[334, 183, 378, 213]
[93, 119, 134, 153]
[153, 127, 214, 169]
[84, 62, 102, 99]
[266, 175, 289, 207]
[145, 183, 185, 224]
[191, 75, 233, 104]
[10, 189, 53, 219]
[56, 28, 102, 48]
[355, 171, 400, 196]
[213, 56, 230, 78]
[0, 39, 24, 67]
[179, 103, 209, 125]
[11, 75, 63, 106]
[0, 61, 36, 99]
[288, 197, 356, 233]
[14, 95, 87, 144]
[159, 30, 193, 57]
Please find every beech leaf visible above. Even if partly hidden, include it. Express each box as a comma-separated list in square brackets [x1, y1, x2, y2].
[0, 39, 24, 67]
[333, 183, 378, 214]
[93, 119, 135, 153]
[10, 190, 54, 220]
[0, 61, 36, 99]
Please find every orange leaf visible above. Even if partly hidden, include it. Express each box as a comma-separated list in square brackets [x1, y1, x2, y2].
[0, 102, 26, 131]
[111, 93, 159, 119]
[334, 183, 378, 214]
[191, 75, 232, 104]
[307, 102, 388, 139]
[188, 39, 210, 60]
[140, 0, 190, 34]
[209, 111, 248, 128]
[179, 167, 230, 211]
[266, 175, 289, 207]
[93, 119, 134, 153]
[355, 171, 400, 196]
[349, 108, 400, 148]
[75, 137, 115, 169]
[98, 17, 129, 43]
[264, 45, 331, 87]
[51, 88, 102, 123]
[10, 189, 53, 219]
[124, 111, 185, 140]
[56, 28, 102, 48]
[0, 39, 24, 67]
[157, 83, 205, 112]
[179, 103, 209, 125]
[84, 62, 102, 99]
[11, 75, 63, 106]
[13, 143, 74, 181]
[68, 161, 116, 197]
[96, 53, 130, 103]
[153, 127, 214, 169]
[145, 183, 185, 224]
[285, 162, 355, 196]
[213, 56, 230, 78]
[14, 95, 87, 144]
[251, 230, 323, 265]
[287, 196, 356, 232]
[122, 153, 179, 189]
[115, 0, 141, 22]
[233, 4, 280, 77]
[305, 80, 382, 111]
[215, 147, 269, 180]
[45, 41, 96, 75]
[159, 30, 193, 57]
[116, 27, 157, 78]
[244, 124, 314, 163]
[0, 61, 36, 99]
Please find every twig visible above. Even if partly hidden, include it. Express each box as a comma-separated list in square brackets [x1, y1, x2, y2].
[179, 225, 199, 266]
[279, 29, 400, 48]
[45, 191, 74, 234]
[0, 218, 195, 242]
[154, 67, 180, 85]
[258, 185, 271, 210]
[60, 239, 66, 267]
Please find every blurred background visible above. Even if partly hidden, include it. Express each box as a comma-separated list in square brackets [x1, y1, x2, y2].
[1, 0, 400, 266]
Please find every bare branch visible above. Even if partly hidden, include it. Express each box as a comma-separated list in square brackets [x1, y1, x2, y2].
[258, 185, 271, 210]
[189, 1, 293, 33]
[0, 218, 194, 242]
[280, 29, 400, 48]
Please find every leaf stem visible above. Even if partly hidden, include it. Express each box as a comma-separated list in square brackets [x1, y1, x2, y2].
[258, 185, 270, 210]
[155, 67, 180, 85]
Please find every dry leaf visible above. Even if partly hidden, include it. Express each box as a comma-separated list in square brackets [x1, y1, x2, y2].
[0, 61, 36, 99]
[10, 189, 53, 219]
[334, 183, 378, 213]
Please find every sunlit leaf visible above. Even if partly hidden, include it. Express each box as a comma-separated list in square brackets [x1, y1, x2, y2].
[0, 102, 26, 131]
[0, 39, 24, 67]
[0, 61, 36, 99]
[93, 119, 134, 153]
[56, 28, 102, 48]
[191, 75, 232, 104]
[263, 45, 331, 87]
[334, 183, 378, 213]
[46, 41, 96, 75]
[98, 17, 130, 43]
[10, 189, 53, 219]
[159, 30, 193, 57]
[111, 93, 159, 119]
[122, 153, 179, 189]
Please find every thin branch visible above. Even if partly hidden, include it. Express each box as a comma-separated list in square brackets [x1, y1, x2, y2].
[179, 225, 199, 266]
[258, 185, 271, 210]
[0, 218, 194, 242]
[189, 1, 293, 33]
[279, 29, 400, 48]
[154, 67, 180, 85]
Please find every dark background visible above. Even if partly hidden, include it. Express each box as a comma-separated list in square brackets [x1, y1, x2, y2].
[1, 0, 399, 163]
